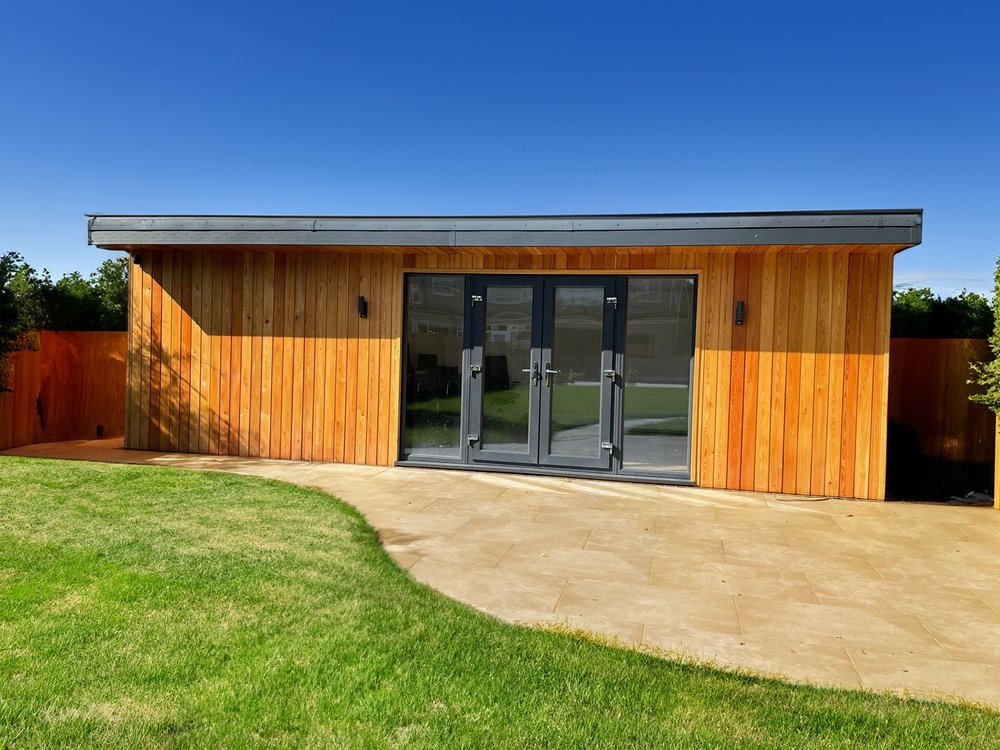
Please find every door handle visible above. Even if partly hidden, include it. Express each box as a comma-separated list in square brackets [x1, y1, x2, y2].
[521, 361, 541, 385]
[544, 362, 560, 387]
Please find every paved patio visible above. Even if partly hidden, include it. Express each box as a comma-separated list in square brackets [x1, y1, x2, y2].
[6, 438, 1000, 708]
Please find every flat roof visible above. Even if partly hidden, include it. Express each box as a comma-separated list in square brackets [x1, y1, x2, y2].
[88, 209, 923, 249]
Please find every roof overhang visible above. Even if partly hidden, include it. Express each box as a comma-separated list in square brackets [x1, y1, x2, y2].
[87, 210, 923, 250]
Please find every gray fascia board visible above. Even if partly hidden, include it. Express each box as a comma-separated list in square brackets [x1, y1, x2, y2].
[87, 210, 923, 249]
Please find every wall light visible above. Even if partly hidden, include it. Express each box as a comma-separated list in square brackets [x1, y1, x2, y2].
[735, 300, 746, 326]
[357, 296, 368, 319]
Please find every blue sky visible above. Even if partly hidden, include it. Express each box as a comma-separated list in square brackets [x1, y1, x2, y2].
[1, 1, 997, 295]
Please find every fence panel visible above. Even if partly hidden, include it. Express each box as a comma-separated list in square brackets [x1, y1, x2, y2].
[0, 331, 127, 451]
[888, 338, 994, 464]
[0, 349, 41, 451]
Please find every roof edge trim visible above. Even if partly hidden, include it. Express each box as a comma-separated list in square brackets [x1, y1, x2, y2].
[88, 210, 923, 249]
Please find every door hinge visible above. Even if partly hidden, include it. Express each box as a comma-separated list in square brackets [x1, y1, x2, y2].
[605, 296, 618, 309]
[600, 441, 614, 451]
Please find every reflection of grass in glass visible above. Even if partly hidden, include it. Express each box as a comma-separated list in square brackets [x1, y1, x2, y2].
[403, 425, 460, 452]
[623, 385, 689, 420]
[482, 387, 532, 443]
[625, 417, 689, 437]
[405, 397, 462, 451]
[552, 386, 598, 430]
[405, 385, 691, 448]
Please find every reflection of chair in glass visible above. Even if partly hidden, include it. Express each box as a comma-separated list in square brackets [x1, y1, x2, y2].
[411, 352, 460, 400]
[484, 355, 510, 391]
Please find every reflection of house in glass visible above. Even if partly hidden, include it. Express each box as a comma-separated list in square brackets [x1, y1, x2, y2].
[625, 278, 694, 386]
[621, 277, 695, 473]
[485, 320, 530, 344]
[485, 288, 532, 344]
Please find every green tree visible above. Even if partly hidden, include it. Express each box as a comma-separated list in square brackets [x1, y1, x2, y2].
[970, 259, 1000, 412]
[942, 290, 993, 338]
[891, 287, 935, 336]
[0, 252, 46, 389]
[47, 271, 101, 330]
[7, 255, 51, 332]
[0, 252, 21, 360]
[45, 257, 128, 331]
[0, 251, 129, 366]
[891, 286, 993, 338]
[91, 257, 129, 330]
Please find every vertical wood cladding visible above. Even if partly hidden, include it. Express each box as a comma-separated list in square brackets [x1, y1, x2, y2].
[887, 338, 994, 465]
[128, 250, 404, 468]
[128, 244, 897, 499]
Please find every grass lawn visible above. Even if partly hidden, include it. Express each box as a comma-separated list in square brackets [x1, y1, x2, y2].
[1, 458, 996, 748]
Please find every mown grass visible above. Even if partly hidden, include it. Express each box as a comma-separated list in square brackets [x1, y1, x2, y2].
[0, 457, 996, 748]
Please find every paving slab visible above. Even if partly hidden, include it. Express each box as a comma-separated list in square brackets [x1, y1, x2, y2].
[5, 437, 1000, 708]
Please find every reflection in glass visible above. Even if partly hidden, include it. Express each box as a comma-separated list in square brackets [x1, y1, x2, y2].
[403, 276, 464, 458]
[549, 287, 604, 457]
[481, 286, 534, 454]
[621, 277, 695, 475]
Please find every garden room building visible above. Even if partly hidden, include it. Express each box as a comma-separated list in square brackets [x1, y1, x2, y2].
[88, 210, 922, 500]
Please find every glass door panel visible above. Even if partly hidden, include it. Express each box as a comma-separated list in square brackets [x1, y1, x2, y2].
[401, 275, 465, 459]
[469, 278, 543, 465]
[538, 279, 615, 470]
[620, 277, 695, 477]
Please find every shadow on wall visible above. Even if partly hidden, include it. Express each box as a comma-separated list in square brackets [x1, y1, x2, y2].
[142, 250, 399, 341]
[139, 339, 253, 459]
[134, 249, 402, 465]
[136, 311, 373, 464]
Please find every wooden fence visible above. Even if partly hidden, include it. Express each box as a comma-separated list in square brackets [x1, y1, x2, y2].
[0, 331, 127, 451]
[887, 338, 994, 464]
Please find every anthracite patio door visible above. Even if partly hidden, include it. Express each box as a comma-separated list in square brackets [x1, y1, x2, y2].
[467, 276, 616, 471]
[400, 272, 697, 481]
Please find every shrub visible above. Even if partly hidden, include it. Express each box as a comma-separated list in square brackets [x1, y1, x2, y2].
[891, 286, 993, 339]
[970, 258, 1000, 413]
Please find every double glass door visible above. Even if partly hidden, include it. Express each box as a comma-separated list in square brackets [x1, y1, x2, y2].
[401, 273, 696, 480]
[468, 277, 615, 470]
